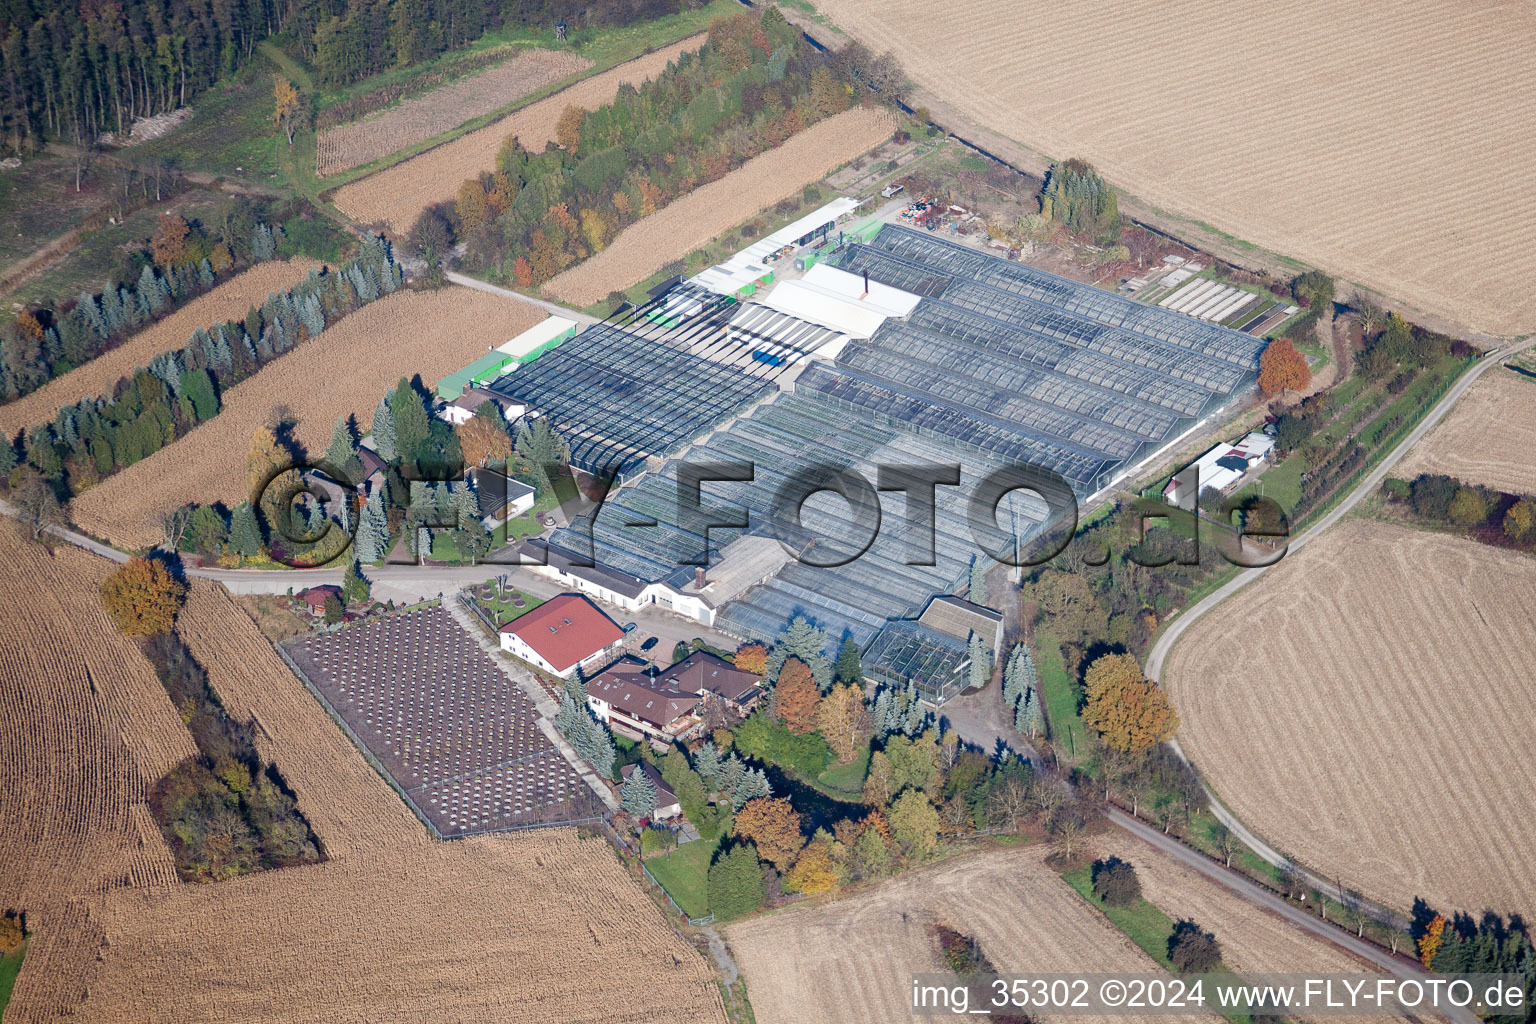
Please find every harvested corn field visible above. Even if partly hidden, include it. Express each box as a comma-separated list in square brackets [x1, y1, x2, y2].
[176, 582, 427, 859]
[333, 37, 703, 234]
[0, 259, 320, 436]
[66, 829, 725, 1024]
[1164, 520, 1536, 921]
[544, 107, 895, 306]
[808, 0, 1536, 336]
[69, 286, 543, 549]
[316, 49, 593, 176]
[726, 845, 1195, 1024]
[1394, 369, 1536, 493]
[2, 563, 727, 1024]
[0, 527, 195, 1019]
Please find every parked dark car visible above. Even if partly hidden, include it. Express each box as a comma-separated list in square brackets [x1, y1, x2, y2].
[640, 636, 661, 652]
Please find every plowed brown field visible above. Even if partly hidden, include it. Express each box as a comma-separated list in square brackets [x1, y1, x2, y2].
[0, 526, 195, 1018]
[1164, 520, 1536, 920]
[1395, 370, 1536, 493]
[725, 845, 1207, 1024]
[316, 49, 593, 176]
[808, 0, 1536, 336]
[0, 259, 320, 436]
[4, 563, 727, 1024]
[544, 107, 895, 306]
[69, 286, 543, 549]
[333, 37, 703, 234]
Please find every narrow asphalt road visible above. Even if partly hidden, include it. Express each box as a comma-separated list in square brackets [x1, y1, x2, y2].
[444, 270, 600, 325]
[1143, 336, 1536, 902]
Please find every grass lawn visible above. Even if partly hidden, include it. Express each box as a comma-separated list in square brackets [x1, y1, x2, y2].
[813, 746, 870, 800]
[1033, 630, 1090, 765]
[646, 837, 717, 919]
[137, 52, 289, 180]
[472, 586, 546, 627]
[0, 940, 27, 1017]
[1230, 452, 1306, 514]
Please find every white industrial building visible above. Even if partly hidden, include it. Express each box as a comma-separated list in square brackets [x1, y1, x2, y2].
[761, 262, 921, 339]
[1164, 431, 1276, 508]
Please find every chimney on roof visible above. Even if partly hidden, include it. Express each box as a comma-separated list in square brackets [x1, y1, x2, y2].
[695, 567, 707, 590]
[862, 270, 870, 299]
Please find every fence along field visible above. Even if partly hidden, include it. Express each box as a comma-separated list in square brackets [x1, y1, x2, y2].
[1394, 370, 1536, 494]
[316, 49, 593, 176]
[0, 528, 196, 1021]
[807, 0, 1536, 337]
[0, 258, 320, 436]
[4, 568, 728, 1023]
[544, 107, 896, 306]
[1163, 519, 1536, 922]
[1096, 834, 1409, 1024]
[332, 36, 703, 234]
[69, 286, 544, 549]
[726, 845, 1192, 1024]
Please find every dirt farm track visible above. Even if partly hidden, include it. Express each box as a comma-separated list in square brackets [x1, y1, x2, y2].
[809, 0, 1536, 337]
[1164, 519, 1536, 922]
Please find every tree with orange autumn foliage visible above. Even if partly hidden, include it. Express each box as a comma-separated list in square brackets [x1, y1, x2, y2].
[1418, 914, 1445, 969]
[733, 642, 768, 676]
[732, 796, 804, 870]
[100, 556, 185, 636]
[1081, 652, 1179, 754]
[1258, 337, 1311, 396]
[775, 656, 819, 734]
[555, 104, 584, 151]
[816, 682, 871, 763]
[151, 213, 191, 269]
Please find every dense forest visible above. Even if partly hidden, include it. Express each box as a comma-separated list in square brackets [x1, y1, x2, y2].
[447, 9, 878, 289]
[0, 0, 684, 149]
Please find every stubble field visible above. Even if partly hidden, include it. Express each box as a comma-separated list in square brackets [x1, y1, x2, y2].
[4, 566, 728, 1024]
[316, 49, 593, 176]
[1096, 833, 1408, 1024]
[544, 107, 895, 306]
[725, 845, 1198, 1024]
[807, 0, 1536, 336]
[1163, 519, 1536, 921]
[332, 37, 703, 234]
[69, 286, 543, 549]
[0, 259, 320, 437]
[1394, 370, 1536, 493]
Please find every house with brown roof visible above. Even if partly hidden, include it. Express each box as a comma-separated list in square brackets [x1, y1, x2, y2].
[498, 593, 626, 679]
[585, 656, 702, 744]
[657, 651, 762, 718]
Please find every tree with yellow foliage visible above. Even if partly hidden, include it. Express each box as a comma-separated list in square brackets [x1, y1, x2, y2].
[150, 213, 191, 270]
[246, 425, 287, 505]
[1081, 652, 1179, 754]
[273, 76, 301, 144]
[1419, 913, 1445, 969]
[784, 839, 842, 894]
[816, 682, 871, 763]
[100, 556, 185, 636]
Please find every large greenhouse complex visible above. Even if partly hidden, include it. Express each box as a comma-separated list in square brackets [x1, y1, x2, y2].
[515, 222, 1266, 701]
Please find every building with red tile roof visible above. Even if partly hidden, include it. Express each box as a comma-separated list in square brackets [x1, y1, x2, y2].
[497, 593, 625, 678]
